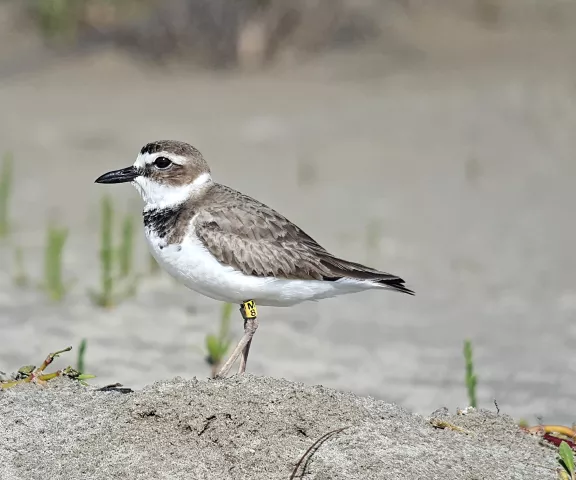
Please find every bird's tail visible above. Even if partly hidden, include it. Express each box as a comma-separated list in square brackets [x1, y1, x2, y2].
[319, 256, 414, 295]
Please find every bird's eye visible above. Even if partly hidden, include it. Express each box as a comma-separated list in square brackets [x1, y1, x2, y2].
[154, 157, 172, 169]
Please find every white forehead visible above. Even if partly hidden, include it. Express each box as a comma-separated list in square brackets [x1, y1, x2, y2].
[133, 151, 187, 168]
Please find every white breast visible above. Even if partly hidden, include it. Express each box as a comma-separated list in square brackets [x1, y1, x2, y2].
[145, 227, 374, 307]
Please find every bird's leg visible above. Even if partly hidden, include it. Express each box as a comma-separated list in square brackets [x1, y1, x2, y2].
[215, 300, 258, 378]
[238, 300, 258, 374]
[237, 321, 253, 374]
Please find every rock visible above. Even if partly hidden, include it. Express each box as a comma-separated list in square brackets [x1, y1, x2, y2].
[0, 375, 557, 479]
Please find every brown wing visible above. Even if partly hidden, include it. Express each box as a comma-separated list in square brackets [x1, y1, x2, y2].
[195, 184, 413, 294]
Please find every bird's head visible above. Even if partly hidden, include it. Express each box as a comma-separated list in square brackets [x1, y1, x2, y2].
[95, 140, 212, 209]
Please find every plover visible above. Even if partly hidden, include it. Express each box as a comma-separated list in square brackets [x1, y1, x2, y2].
[95, 140, 413, 377]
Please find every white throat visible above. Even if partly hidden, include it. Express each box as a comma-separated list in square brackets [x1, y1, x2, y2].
[133, 172, 212, 210]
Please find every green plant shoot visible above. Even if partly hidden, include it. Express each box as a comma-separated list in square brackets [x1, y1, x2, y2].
[33, 0, 81, 40]
[101, 195, 115, 305]
[559, 441, 575, 480]
[89, 196, 139, 308]
[464, 339, 478, 408]
[205, 303, 233, 378]
[77, 338, 87, 374]
[43, 222, 69, 302]
[119, 215, 135, 278]
[89, 196, 115, 307]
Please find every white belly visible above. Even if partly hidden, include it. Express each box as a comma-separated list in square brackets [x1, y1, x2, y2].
[146, 230, 373, 307]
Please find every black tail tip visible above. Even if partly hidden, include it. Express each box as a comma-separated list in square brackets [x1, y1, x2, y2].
[382, 278, 414, 295]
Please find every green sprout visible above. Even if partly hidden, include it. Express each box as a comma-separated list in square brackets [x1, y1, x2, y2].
[32, 0, 82, 41]
[77, 338, 87, 374]
[517, 419, 529, 429]
[31, 0, 145, 43]
[0, 152, 13, 238]
[98, 194, 115, 306]
[119, 215, 135, 278]
[464, 339, 478, 408]
[42, 222, 69, 302]
[196, 303, 234, 378]
[89, 196, 139, 308]
[558, 441, 575, 480]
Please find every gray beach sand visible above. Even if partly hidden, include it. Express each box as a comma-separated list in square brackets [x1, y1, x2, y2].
[0, 376, 559, 479]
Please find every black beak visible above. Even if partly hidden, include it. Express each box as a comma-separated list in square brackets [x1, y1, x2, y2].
[95, 166, 139, 184]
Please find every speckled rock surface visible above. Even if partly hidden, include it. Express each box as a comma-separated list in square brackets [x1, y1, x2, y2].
[0, 376, 557, 479]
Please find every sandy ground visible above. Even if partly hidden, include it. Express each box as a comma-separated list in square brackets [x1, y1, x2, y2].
[0, 376, 560, 479]
[0, 20, 576, 426]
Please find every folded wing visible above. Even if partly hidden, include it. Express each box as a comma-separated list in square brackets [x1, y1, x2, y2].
[195, 185, 413, 295]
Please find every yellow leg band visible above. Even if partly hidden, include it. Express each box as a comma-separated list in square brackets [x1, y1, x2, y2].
[241, 300, 258, 319]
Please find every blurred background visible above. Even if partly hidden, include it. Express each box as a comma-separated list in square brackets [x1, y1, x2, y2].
[0, 0, 575, 424]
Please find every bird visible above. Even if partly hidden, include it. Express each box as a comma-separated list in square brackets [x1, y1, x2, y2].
[95, 140, 413, 378]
